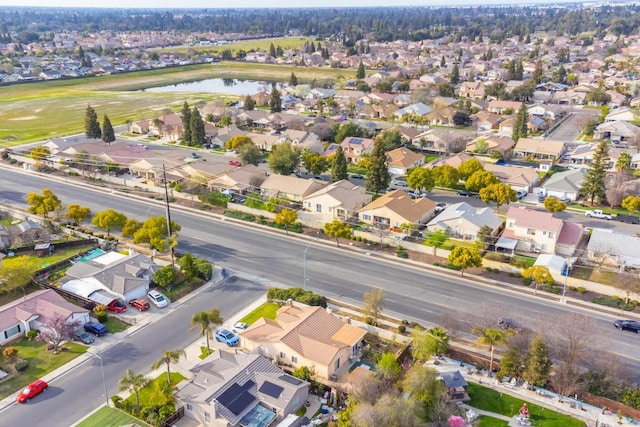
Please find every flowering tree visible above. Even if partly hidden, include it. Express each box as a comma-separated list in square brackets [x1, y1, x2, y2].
[448, 415, 466, 427]
[37, 314, 80, 352]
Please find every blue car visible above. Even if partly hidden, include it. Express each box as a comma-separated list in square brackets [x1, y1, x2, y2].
[215, 328, 240, 346]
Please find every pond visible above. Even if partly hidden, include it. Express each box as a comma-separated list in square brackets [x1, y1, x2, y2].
[138, 77, 275, 95]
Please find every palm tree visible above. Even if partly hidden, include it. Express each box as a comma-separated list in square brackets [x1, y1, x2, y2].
[471, 327, 514, 376]
[191, 308, 224, 355]
[118, 369, 149, 415]
[427, 326, 450, 356]
[151, 349, 186, 385]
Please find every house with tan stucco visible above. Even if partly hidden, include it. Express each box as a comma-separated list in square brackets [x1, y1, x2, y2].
[357, 189, 436, 230]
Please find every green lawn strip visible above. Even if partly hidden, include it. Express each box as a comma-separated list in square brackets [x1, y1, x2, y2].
[199, 346, 215, 360]
[124, 372, 187, 407]
[76, 406, 150, 427]
[467, 383, 583, 427]
[0, 339, 87, 399]
[0, 245, 95, 274]
[239, 302, 280, 325]
[477, 415, 509, 427]
[104, 316, 129, 334]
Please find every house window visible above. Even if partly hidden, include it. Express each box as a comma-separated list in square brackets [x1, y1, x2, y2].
[526, 228, 535, 235]
[292, 356, 298, 363]
[186, 403, 193, 411]
[316, 204, 322, 213]
[4, 324, 21, 339]
[508, 221, 514, 228]
[204, 411, 210, 422]
[548, 233, 554, 239]
[362, 214, 371, 221]
[334, 358, 340, 370]
[280, 352, 286, 359]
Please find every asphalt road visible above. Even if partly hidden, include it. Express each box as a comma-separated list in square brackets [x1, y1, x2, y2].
[0, 168, 639, 425]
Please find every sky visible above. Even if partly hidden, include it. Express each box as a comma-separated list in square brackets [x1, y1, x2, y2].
[0, 0, 558, 8]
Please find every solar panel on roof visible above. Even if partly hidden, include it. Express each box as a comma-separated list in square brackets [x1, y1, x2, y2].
[227, 391, 256, 416]
[279, 375, 302, 385]
[259, 381, 284, 398]
[217, 383, 242, 407]
[350, 138, 363, 144]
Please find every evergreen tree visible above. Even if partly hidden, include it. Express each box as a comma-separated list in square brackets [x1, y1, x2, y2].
[523, 335, 552, 387]
[506, 59, 516, 81]
[366, 139, 391, 195]
[581, 139, 610, 205]
[512, 102, 528, 143]
[244, 95, 255, 111]
[189, 106, 205, 146]
[533, 60, 544, 84]
[515, 59, 524, 80]
[84, 105, 101, 139]
[289, 72, 298, 86]
[497, 346, 523, 379]
[269, 42, 276, 57]
[181, 101, 192, 144]
[450, 64, 460, 85]
[331, 146, 348, 182]
[356, 60, 365, 79]
[440, 55, 445, 67]
[269, 83, 282, 113]
[102, 114, 115, 144]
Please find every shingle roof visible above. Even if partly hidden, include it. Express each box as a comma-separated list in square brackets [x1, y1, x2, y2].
[359, 190, 436, 223]
[505, 206, 563, 234]
[0, 289, 87, 331]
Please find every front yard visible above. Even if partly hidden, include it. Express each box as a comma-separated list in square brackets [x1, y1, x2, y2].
[0, 338, 87, 399]
[76, 406, 150, 427]
[239, 302, 280, 325]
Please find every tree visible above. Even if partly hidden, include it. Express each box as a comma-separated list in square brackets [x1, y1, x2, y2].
[447, 247, 482, 276]
[191, 308, 223, 355]
[365, 138, 391, 195]
[523, 334, 552, 387]
[376, 352, 401, 383]
[154, 265, 178, 288]
[471, 327, 514, 375]
[289, 72, 298, 86]
[177, 253, 198, 281]
[452, 111, 471, 127]
[36, 313, 80, 352]
[543, 196, 567, 213]
[356, 60, 365, 79]
[585, 88, 611, 106]
[65, 204, 91, 223]
[225, 135, 253, 150]
[616, 152, 632, 173]
[181, 101, 192, 143]
[243, 95, 255, 111]
[301, 151, 330, 176]
[497, 346, 523, 379]
[457, 158, 483, 180]
[331, 146, 348, 182]
[432, 165, 459, 187]
[376, 130, 402, 152]
[450, 64, 459, 84]
[91, 209, 127, 236]
[411, 326, 449, 361]
[190, 106, 205, 146]
[0, 257, 33, 295]
[350, 393, 420, 427]
[323, 219, 352, 247]
[476, 224, 495, 249]
[274, 208, 297, 234]
[238, 143, 262, 166]
[334, 122, 364, 143]
[268, 142, 300, 175]
[479, 183, 516, 212]
[465, 170, 498, 192]
[122, 218, 142, 237]
[133, 216, 181, 252]
[424, 230, 448, 255]
[27, 188, 62, 218]
[84, 105, 101, 139]
[102, 114, 115, 144]
[622, 195, 640, 213]
[269, 83, 282, 113]
[151, 349, 186, 385]
[512, 102, 528, 143]
[402, 364, 443, 407]
[581, 139, 609, 205]
[72, 151, 93, 177]
[193, 258, 213, 281]
[119, 369, 149, 415]
[407, 167, 434, 193]
[30, 146, 51, 162]
[363, 288, 384, 326]
[522, 265, 555, 295]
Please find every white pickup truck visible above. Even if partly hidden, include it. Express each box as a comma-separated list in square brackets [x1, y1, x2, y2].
[584, 209, 612, 220]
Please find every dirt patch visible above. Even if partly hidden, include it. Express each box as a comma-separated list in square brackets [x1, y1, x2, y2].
[9, 116, 37, 121]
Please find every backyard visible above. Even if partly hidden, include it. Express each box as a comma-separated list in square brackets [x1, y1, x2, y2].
[239, 302, 280, 325]
[76, 406, 149, 427]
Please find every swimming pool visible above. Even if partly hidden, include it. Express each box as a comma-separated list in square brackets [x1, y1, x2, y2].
[77, 248, 106, 262]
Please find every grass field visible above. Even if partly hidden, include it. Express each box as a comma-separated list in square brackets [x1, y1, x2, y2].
[239, 302, 280, 325]
[159, 37, 316, 56]
[123, 372, 186, 407]
[477, 415, 509, 426]
[76, 406, 149, 427]
[0, 245, 94, 274]
[0, 62, 351, 145]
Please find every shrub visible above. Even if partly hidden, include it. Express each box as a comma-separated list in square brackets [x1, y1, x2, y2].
[365, 317, 374, 325]
[93, 304, 107, 315]
[577, 287, 586, 294]
[433, 262, 441, 267]
[26, 330, 38, 340]
[15, 360, 29, 371]
[223, 210, 255, 222]
[96, 311, 108, 323]
[402, 320, 409, 325]
[483, 252, 502, 261]
[198, 192, 229, 208]
[398, 325, 406, 333]
[486, 267, 493, 272]
[492, 268, 501, 273]
[546, 285, 561, 294]
[266, 287, 327, 308]
[522, 277, 533, 286]
[3, 347, 17, 360]
[111, 395, 123, 409]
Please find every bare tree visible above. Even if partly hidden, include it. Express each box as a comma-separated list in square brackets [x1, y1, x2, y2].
[588, 242, 613, 272]
[371, 225, 392, 245]
[351, 393, 420, 427]
[363, 288, 385, 326]
[540, 312, 598, 366]
[617, 271, 640, 304]
[349, 375, 386, 405]
[550, 362, 582, 398]
[37, 314, 81, 352]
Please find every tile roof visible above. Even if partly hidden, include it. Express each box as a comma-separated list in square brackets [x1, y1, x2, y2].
[505, 206, 563, 234]
[0, 289, 87, 331]
[304, 179, 372, 212]
[386, 147, 424, 169]
[359, 189, 436, 223]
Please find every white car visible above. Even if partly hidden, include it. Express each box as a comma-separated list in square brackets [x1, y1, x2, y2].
[232, 322, 249, 333]
[147, 290, 169, 308]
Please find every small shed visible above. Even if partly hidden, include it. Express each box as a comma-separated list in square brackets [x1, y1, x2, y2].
[533, 253, 567, 278]
[439, 370, 470, 402]
[34, 243, 54, 257]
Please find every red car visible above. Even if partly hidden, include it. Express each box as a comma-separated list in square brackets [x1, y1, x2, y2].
[229, 160, 241, 166]
[16, 379, 48, 403]
[129, 298, 150, 311]
[107, 300, 126, 313]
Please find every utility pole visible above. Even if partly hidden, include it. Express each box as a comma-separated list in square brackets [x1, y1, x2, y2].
[162, 162, 175, 268]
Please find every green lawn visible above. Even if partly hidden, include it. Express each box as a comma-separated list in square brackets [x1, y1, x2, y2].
[104, 316, 129, 334]
[0, 245, 95, 274]
[0, 338, 87, 399]
[239, 302, 280, 325]
[76, 406, 149, 427]
[347, 165, 368, 175]
[199, 346, 215, 360]
[477, 415, 509, 427]
[467, 383, 583, 427]
[124, 372, 186, 407]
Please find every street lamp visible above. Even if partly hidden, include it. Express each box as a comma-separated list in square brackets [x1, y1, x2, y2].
[303, 232, 320, 291]
[87, 350, 109, 407]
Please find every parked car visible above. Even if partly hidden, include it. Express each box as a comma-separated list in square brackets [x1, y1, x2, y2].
[75, 330, 95, 344]
[129, 298, 151, 311]
[232, 322, 249, 333]
[616, 213, 640, 225]
[148, 290, 169, 308]
[498, 317, 523, 332]
[435, 202, 447, 213]
[84, 321, 108, 337]
[350, 174, 365, 180]
[191, 152, 200, 159]
[229, 160, 242, 166]
[107, 300, 126, 313]
[614, 319, 640, 333]
[215, 328, 240, 346]
[516, 189, 527, 199]
[393, 180, 408, 187]
[16, 379, 48, 403]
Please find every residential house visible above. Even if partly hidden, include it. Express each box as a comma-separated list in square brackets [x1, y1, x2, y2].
[425, 107, 457, 126]
[260, 175, 327, 202]
[207, 165, 268, 193]
[8, 220, 45, 246]
[587, 228, 640, 268]
[483, 163, 539, 192]
[386, 147, 424, 177]
[487, 100, 523, 114]
[0, 289, 89, 345]
[60, 252, 160, 304]
[131, 119, 150, 135]
[552, 90, 587, 105]
[128, 157, 182, 186]
[471, 111, 502, 131]
[541, 168, 587, 201]
[240, 304, 366, 380]
[502, 206, 564, 254]
[339, 137, 375, 164]
[180, 161, 238, 184]
[594, 120, 640, 144]
[148, 113, 183, 140]
[302, 180, 372, 222]
[425, 202, 502, 240]
[358, 189, 436, 230]
[604, 107, 635, 122]
[526, 104, 564, 121]
[466, 135, 514, 157]
[175, 351, 309, 427]
[513, 138, 565, 161]
[413, 128, 472, 154]
[393, 102, 432, 120]
[389, 125, 421, 145]
[458, 81, 485, 100]
[0, 223, 10, 250]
